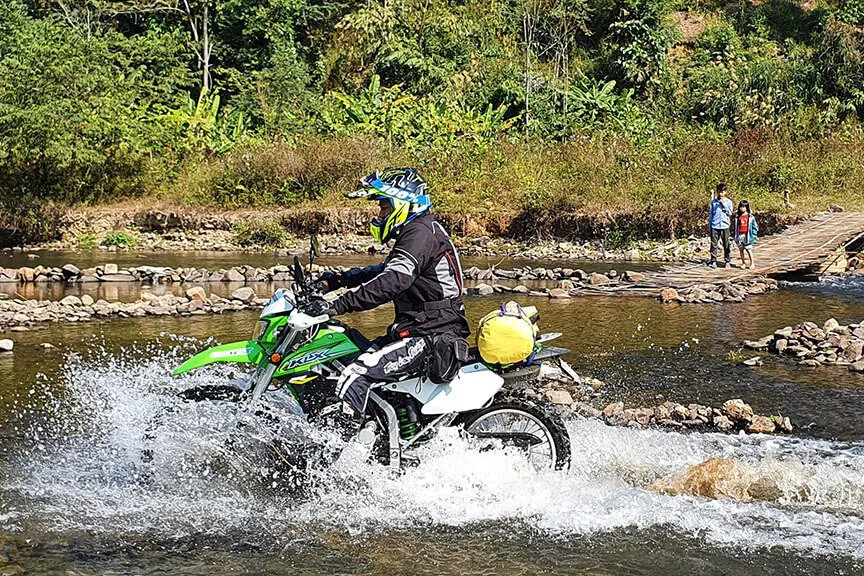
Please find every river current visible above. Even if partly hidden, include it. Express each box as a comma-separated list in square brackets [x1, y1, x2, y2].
[1, 253, 863, 574]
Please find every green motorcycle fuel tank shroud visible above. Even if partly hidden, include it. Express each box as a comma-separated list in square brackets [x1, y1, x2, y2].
[274, 329, 360, 377]
[171, 340, 266, 376]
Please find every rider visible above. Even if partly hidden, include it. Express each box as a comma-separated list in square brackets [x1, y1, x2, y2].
[308, 167, 470, 413]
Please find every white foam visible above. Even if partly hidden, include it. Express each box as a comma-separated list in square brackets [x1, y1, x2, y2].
[2, 346, 863, 560]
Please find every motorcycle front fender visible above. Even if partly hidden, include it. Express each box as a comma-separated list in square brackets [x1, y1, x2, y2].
[172, 340, 265, 376]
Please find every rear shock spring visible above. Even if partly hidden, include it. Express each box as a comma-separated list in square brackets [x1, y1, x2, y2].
[396, 406, 421, 441]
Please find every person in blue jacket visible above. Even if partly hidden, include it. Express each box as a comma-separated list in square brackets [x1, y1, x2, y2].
[734, 200, 759, 269]
[708, 183, 734, 268]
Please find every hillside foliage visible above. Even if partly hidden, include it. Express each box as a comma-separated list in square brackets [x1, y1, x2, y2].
[1, 0, 864, 242]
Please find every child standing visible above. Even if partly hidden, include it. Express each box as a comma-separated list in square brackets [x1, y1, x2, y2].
[734, 200, 758, 269]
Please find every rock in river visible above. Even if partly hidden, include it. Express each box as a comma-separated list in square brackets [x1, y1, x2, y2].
[0, 339, 13, 352]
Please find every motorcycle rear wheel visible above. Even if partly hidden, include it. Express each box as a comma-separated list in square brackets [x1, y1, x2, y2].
[458, 397, 571, 470]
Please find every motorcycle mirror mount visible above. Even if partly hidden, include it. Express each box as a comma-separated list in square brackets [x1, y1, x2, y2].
[293, 255, 305, 288]
[309, 233, 320, 269]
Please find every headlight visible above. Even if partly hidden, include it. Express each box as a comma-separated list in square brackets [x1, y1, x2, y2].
[253, 319, 269, 340]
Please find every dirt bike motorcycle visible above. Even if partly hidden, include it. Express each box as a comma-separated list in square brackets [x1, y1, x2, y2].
[163, 241, 575, 474]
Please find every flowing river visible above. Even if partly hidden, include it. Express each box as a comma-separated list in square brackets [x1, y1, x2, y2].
[1, 252, 863, 575]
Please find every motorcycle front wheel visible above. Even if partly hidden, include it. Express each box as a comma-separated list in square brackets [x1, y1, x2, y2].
[458, 397, 571, 470]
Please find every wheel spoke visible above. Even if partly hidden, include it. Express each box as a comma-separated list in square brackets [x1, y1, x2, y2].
[465, 408, 558, 470]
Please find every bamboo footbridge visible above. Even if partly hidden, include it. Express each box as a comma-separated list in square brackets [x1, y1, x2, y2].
[579, 211, 864, 297]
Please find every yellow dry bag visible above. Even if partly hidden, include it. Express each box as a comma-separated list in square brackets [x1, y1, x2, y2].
[476, 301, 539, 365]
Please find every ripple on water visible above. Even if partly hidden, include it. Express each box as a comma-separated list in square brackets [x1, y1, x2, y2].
[0, 346, 863, 566]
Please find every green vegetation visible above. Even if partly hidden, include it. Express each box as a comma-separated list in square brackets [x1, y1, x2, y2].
[1, 0, 864, 244]
[76, 234, 99, 249]
[101, 230, 138, 248]
[234, 220, 288, 247]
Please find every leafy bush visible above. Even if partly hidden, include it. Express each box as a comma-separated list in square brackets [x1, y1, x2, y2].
[234, 221, 288, 247]
[102, 231, 138, 248]
[77, 234, 99, 249]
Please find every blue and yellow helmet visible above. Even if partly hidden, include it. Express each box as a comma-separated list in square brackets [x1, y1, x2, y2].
[348, 168, 431, 243]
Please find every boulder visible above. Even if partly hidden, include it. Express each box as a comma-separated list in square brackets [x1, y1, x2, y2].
[185, 286, 208, 302]
[823, 318, 840, 332]
[713, 415, 734, 432]
[103, 263, 119, 274]
[222, 269, 245, 282]
[774, 326, 794, 339]
[588, 273, 610, 286]
[557, 279, 575, 291]
[573, 402, 603, 419]
[548, 288, 571, 299]
[61, 264, 81, 279]
[773, 339, 788, 354]
[0, 339, 13, 352]
[230, 287, 256, 302]
[659, 287, 680, 303]
[747, 415, 776, 434]
[81, 294, 94, 306]
[743, 337, 772, 350]
[850, 360, 864, 373]
[853, 326, 864, 339]
[842, 340, 864, 362]
[473, 283, 494, 296]
[622, 270, 646, 282]
[602, 401, 624, 418]
[18, 267, 35, 282]
[544, 390, 574, 405]
[59, 295, 82, 307]
[723, 398, 753, 423]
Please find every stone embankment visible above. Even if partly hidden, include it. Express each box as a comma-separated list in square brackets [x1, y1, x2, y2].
[529, 372, 792, 435]
[743, 319, 864, 372]
[0, 263, 326, 285]
[1, 262, 779, 305]
[0, 287, 266, 330]
[469, 272, 778, 304]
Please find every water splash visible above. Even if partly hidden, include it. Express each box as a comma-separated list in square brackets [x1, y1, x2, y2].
[1, 344, 863, 561]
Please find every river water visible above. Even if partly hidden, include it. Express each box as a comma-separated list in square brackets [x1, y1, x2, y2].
[1, 253, 863, 575]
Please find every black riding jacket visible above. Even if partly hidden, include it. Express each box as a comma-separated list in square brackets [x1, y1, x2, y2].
[331, 213, 470, 338]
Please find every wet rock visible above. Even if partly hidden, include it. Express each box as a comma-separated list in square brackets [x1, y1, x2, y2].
[742, 356, 763, 366]
[231, 287, 256, 302]
[775, 416, 794, 433]
[223, 269, 245, 282]
[774, 326, 794, 339]
[659, 287, 680, 303]
[713, 414, 734, 432]
[101, 273, 136, 282]
[799, 359, 821, 367]
[59, 295, 82, 306]
[622, 270, 645, 282]
[743, 337, 772, 350]
[18, 267, 34, 282]
[0, 339, 13, 352]
[602, 401, 624, 419]
[544, 390, 574, 405]
[723, 398, 753, 423]
[61, 264, 80, 278]
[773, 339, 788, 354]
[588, 273, 610, 286]
[40, 342, 55, 349]
[747, 415, 776, 434]
[185, 286, 208, 302]
[473, 283, 494, 296]
[572, 402, 602, 419]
